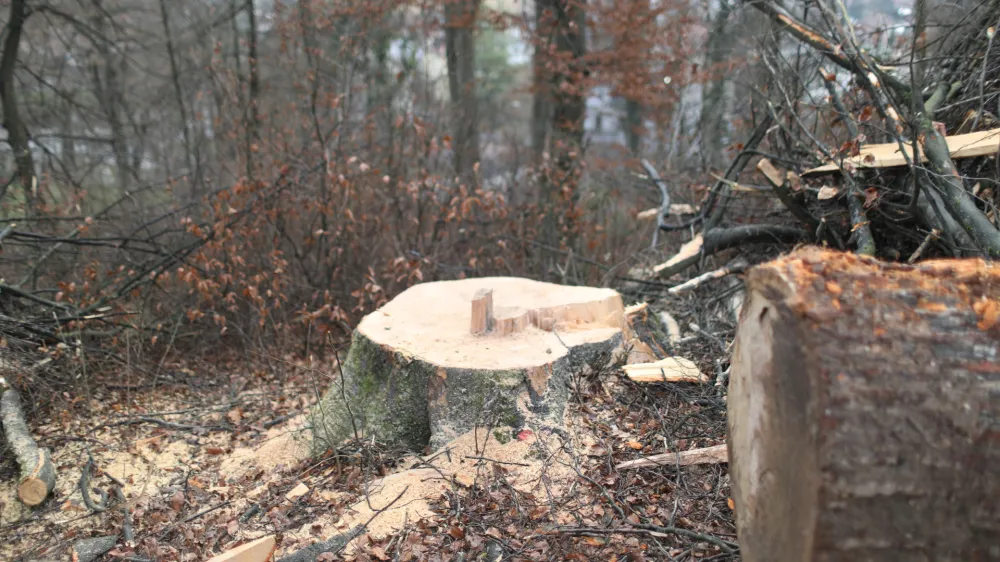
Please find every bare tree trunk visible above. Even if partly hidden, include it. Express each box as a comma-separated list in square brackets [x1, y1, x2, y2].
[626, 98, 642, 154]
[245, 0, 260, 180]
[89, 1, 131, 195]
[0, 0, 36, 207]
[530, 0, 553, 171]
[699, 0, 733, 171]
[159, 0, 199, 192]
[445, 0, 482, 181]
[548, 0, 586, 173]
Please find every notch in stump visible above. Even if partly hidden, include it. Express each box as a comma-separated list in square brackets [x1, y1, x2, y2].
[470, 289, 494, 335]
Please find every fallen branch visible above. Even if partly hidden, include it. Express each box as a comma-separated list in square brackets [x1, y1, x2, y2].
[553, 524, 737, 554]
[655, 225, 807, 278]
[640, 159, 671, 249]
[756, 159, 820, 232]
[616, 443, 728, 470]
[908, 229, 941, 263]
[0, 384, 55, 506]
[668, 259, 748, 295]
[623, 357, 707, 383]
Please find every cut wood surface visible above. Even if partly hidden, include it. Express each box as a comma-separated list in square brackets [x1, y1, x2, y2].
[802, 128, 1000, 176]
[616, 444, 727, 470]
[728, 247, 1000, 562]
[623, 357, 706, 383]
[1, 386, 56, 506]
[205, 535, 277, 562]
[312, 277, 625, 451]
[653, 234, 703, 274]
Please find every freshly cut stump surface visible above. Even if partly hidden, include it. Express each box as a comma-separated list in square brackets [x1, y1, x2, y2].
[312, 277, 624, 451]
[728, 247, 1000, 562]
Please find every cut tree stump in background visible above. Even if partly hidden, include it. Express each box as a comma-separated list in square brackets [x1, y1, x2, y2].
[728, 247, 1000, 562]
[311, 277, 624, 452]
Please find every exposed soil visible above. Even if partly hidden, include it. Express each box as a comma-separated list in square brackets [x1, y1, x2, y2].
[1, 300, 737, 562]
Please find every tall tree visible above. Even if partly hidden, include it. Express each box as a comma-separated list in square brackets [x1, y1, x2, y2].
[698, 0, 734, 171]
[534, 0, 586, 187]
[246, 0, 261, 179]
[445, 0, 482, 180]
[0, 0, 36, 206]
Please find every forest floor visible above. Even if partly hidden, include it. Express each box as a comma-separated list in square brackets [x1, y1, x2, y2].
[1, 307, 736, 562]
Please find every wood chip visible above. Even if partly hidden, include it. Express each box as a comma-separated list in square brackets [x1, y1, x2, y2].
[285, 482, 309, 501]
[623, 357, 706, 383]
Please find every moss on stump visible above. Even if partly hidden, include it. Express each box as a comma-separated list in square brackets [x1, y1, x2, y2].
[310, 277, 625, 453]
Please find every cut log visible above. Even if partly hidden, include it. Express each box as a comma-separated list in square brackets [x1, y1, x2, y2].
[623, 357, 706, 383]
[616, 444, 727, 470]
[71, 536, 118, 562]
[206, 535, 277, 562]
[0, 386, 56, 506]
[728, 247, 1000, 562]
[311, 277, 624, 451]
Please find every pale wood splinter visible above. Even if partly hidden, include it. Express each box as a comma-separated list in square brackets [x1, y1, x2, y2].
[470, 288, 494, 334]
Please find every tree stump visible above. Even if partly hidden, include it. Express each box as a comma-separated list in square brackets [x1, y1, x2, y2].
[311, 277, 624, 452]
[728, 247, 1000, 561]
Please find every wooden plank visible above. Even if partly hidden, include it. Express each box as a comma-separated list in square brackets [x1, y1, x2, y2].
[616, 444, 728, 470]
[802, 128, 1000, 176]
[206, 535, 277, 562]
[623, 357, 707, 383]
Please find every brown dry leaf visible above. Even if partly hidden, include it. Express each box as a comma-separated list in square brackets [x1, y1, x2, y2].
[206, 447, 225, 455]
[170, 491, 185, 512]
[582, 537, 607, 547]
[817, 186, 839, 200]
[371, 546, 390, 561]
[625, 441, 643, 450]
[448, 526, 465, 540]
[727, 497, 735, 510]
[226, 519, 239, 536]
[227, 408, 243, 425]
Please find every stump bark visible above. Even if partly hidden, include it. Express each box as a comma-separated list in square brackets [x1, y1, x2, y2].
[728, 247, 1000, 562]
[311, 277, 624, 452]
[1, 385, 56, 506]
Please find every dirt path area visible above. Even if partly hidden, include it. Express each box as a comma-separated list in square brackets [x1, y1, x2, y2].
[1, 340, 735, 561]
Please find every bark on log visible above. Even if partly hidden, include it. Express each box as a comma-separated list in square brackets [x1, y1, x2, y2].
[728, 247, 1000, 562]
[311, 278, 624, 452]
[1, 386, 56, 506]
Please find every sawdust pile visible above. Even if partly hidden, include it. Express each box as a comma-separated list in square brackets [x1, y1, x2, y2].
[281, 424, 582, 556]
